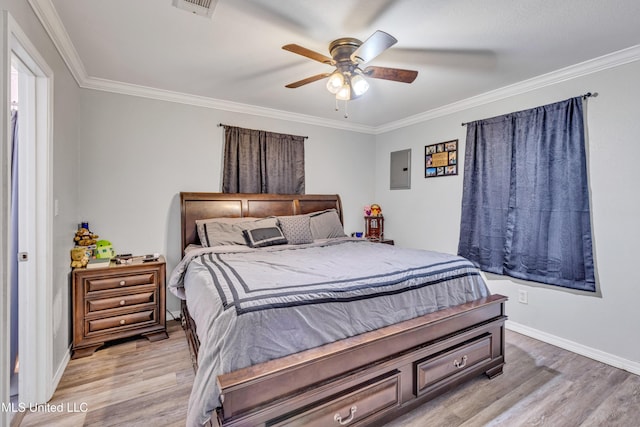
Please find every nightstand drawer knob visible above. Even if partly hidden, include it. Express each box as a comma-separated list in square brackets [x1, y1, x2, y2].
[119, 280, 126, 286]
[119, 300, 126, 306]
[120, 319, 126, 325]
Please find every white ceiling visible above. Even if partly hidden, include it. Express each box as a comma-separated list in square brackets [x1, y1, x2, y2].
[33, 0, 640, 131]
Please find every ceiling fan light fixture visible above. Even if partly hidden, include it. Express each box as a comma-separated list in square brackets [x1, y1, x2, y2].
[351, 73, 369, 97]
[335, 83, 351, 101]
[326, 72, 344, 94]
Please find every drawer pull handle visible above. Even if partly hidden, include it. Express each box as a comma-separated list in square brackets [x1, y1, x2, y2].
[334, 405, 357, 425]
[119, 300, 126, 306]
[120, 319, 126, 325]
[119, 280, 126, 286]
[454, 355, 468, 369]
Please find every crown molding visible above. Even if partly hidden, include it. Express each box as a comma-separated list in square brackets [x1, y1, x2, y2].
[28, 0, 88, 84]
[30, 0, 640, 135]
[375, 44, 640, 134]
[82, 77, 377, 134]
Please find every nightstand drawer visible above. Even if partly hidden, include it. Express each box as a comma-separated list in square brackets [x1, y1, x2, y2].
[86, 310, 156, 334]
[85, 272, 157, 293]
[86, 291, 156, 314]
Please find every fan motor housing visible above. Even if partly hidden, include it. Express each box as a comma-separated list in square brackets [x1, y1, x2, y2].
[329, 38, 362, 64]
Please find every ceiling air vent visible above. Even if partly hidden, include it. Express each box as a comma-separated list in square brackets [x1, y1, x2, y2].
[172, 0, 217, 18]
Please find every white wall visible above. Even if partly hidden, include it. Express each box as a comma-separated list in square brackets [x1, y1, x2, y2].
[77, 89, 375, 313]
[374, 60, 640, 369]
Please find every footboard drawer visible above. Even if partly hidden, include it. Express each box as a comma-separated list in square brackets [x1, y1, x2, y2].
[415, 333, 492, 395]
[270, 372, 400, 427]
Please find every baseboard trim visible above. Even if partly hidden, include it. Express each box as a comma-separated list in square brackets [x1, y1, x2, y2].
[506, 320, 640, 376]
[51, 346, 71, 398]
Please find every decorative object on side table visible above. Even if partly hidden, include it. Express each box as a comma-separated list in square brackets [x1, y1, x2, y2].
[70, 223, 99, 268]
[365, 203, 384, 241]
[71, 255, 168, 358]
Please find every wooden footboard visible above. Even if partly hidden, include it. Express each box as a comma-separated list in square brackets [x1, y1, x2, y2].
[182, 295, 507, 427]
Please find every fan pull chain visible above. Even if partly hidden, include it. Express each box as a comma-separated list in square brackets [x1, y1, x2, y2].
[334, 99, 349, 119]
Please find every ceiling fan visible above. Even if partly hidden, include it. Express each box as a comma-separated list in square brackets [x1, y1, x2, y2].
[283, 30, 418, 103]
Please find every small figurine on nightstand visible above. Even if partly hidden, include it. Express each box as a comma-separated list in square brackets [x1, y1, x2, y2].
[365, 203, 384, 240]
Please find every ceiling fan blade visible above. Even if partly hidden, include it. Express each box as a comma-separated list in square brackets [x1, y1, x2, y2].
[285, 73, 331, 88]
[351, 30, 397, 64]
[282, 44, 334, 65]
[363, 66, 418, 83]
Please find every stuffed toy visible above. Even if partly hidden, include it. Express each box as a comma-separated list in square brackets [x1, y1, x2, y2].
[370, 204, 382, 216]
[70, 247, 89, 268]
[74, 228, 99, 246]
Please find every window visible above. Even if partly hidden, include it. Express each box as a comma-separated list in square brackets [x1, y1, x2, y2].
[221, 126, 305, 194]
[458, 97, 596, 291]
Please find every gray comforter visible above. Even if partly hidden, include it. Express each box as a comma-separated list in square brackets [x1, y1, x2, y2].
[168, 238, 489, 426]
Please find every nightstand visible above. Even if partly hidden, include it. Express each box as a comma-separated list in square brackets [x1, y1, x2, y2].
[71, 256, 168, 358]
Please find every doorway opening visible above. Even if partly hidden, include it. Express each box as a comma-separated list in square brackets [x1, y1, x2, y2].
[2, 13, 54, 425]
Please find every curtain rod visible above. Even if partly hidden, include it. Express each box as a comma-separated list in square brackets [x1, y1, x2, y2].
[460, 92, 597, 126]
[217, 123, 308, 139]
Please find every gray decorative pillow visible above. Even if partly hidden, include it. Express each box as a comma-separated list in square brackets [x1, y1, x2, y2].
[277, 215, 313, 245]
[308, 209, 346, 239]
[199, 217, 278, 247]
[242, 227, 287, 248]
[195, 217, 259, 247]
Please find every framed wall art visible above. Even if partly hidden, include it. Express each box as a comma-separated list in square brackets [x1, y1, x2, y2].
[425, 139, 458, 178]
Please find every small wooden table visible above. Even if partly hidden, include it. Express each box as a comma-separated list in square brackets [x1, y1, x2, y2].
[71, 256, 168, 358]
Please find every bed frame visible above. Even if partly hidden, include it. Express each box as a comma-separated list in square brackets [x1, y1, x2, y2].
[179, 192, 507, 427]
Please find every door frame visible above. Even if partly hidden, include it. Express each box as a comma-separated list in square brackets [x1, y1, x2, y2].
[1, 12, 54, 423]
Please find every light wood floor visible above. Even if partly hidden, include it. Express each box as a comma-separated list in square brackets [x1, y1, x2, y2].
[17, 321, 640, 427]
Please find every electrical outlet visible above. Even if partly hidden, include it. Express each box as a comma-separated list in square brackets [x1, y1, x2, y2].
[518, 290, 528, 304]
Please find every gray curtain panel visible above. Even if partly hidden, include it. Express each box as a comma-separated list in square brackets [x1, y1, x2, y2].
[458, 97, 596, 291]
[222, 126, 305, 194]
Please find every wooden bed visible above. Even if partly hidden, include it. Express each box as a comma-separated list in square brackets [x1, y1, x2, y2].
[179, 192, 507, 427]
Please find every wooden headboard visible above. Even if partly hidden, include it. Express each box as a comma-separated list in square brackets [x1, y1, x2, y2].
[180, 192, 343, 251]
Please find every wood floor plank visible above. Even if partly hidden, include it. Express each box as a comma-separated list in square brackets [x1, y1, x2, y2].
[580, 373, 640, 427]
[17, 323, 640, 427]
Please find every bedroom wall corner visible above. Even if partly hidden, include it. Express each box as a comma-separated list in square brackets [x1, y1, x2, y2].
[373, 59, 640, 368]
